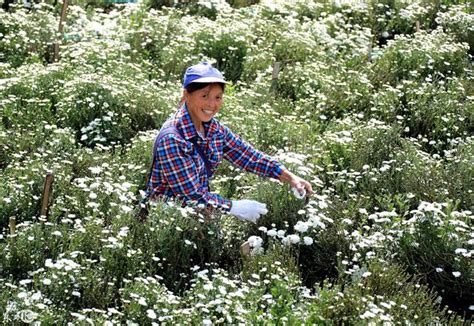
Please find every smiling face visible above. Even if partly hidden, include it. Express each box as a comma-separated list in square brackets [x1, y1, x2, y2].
[184, 83, 224, 132]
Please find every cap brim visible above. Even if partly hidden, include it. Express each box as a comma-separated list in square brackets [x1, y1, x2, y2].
[189, 77, 228, 84]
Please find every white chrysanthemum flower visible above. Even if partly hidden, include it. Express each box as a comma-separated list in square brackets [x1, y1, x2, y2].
[88, 166, 102, 174]
[118, 227, 129, 238]
[277, 230, 286, 238]
[121, 182, 132, 190]
[294, 221, 309, 233]
[146, 309, 157, 319]
[267, 229, 277, 237]
[19, 279, 32, 285]
[287, 234, 300, 244]
[455, 248, 467, 255]
[303, 236, 313, 246]
[203, 283, 213, 291]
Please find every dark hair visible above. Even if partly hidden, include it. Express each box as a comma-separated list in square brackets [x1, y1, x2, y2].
[185, 82, 225, 93]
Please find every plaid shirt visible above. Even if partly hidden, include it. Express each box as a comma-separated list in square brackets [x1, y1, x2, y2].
[146, 105, 284, 211]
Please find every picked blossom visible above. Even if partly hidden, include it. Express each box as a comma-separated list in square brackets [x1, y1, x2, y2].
[248, 236, 263, 249]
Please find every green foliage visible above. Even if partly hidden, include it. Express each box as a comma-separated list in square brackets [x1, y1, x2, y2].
[351, 123, 402, 170]
[444, 140, 474, 210]
[1, 0, 473, 323]
[371, 30, 470, 87]
[436, 4, 474, 55]
[0, 4, 56, 67]
[307, 260, 463, 324]
[395, 204, 473, 316]
[401, 78, 474, 151]
[120, 276, 179, 324]
[196, 32, 248, 83]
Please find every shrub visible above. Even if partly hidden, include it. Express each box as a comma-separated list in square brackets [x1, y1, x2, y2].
[195, 31, 248, 83]
[55, 74, 164, 147]
[444, 139, 474, 211]
[353, 140, 447, 206]
[1, 0, 472, 322]
[0, 63, 70, 128]
[400, 78, 474, 153]
[436, 4, 474, 56]
[350, 122, 402, 170]
[226, 0, 259, 8]
[0, 139, 84, 234]
[371, 30, 470, 87]
[279, 61, 373, 121]
[0, 4, 56, 67]
[307, 260, 463, 324]
[119, 275, 179, 324]
[131, 203, 228, 293]
[0, 221, 66, 281]
[394, 202, 473, 316]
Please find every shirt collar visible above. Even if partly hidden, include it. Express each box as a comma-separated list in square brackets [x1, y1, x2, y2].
[177, 103, 219, 141]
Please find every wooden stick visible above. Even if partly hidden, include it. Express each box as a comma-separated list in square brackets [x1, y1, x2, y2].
[272, 61, 281, 80]
[240, 241, 251, 258]
[270, 61, 281, 93]
[9, 217, 16, 235]
[53, 0, 69, 62]
[367, 41, 372, 62]
[40, 173, 54, 218]
[416, 20, 420, 33]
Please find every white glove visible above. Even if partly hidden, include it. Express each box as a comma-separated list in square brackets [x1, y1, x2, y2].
[292, 187, 306, 199]
[230, 199, 268, 223]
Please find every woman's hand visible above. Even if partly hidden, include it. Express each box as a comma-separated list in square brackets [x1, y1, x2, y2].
[278, 169, 314, 198]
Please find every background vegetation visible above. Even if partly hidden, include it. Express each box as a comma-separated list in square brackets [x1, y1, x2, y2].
[1, 0, 473, 323]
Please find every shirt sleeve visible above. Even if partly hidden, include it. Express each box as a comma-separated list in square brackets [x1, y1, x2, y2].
[222, 126, 284, 179]
[157, 134, 232, 211]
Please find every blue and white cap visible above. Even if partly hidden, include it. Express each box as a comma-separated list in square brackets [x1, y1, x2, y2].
[182, 62, 227, 88]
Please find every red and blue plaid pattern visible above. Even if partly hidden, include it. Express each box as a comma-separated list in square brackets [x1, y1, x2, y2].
[146, 105, 284, 211]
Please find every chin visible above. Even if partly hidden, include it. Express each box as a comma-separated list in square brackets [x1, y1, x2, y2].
[201, 114, 214, 122]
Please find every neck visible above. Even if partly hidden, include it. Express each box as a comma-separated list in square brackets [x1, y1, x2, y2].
[195, 123, 205, 135]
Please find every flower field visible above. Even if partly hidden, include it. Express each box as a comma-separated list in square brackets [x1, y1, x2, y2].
[0, 0, 473, 324]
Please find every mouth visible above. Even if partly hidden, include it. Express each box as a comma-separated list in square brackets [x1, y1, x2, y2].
[202, 109, 215, 116]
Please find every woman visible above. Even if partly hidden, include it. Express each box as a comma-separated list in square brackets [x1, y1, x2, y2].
[146, 62, 313, 223]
